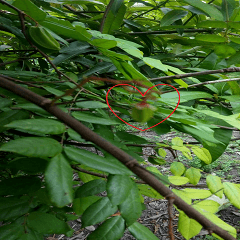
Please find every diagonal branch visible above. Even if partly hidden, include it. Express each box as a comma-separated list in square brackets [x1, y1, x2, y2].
[0, 75, 236, 240]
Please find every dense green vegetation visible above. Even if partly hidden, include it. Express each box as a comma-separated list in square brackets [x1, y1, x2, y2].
[0, 0, 240, 239]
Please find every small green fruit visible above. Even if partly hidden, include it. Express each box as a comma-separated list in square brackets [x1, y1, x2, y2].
[131, 102, 156, 123]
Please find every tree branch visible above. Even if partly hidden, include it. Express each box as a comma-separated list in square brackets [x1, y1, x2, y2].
[128, 29, 214, 35]
[150, 67, 240, 82]
[0, 75, 236, 240]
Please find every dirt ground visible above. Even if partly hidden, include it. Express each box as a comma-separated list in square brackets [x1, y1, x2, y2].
[46, 130, 240, 240]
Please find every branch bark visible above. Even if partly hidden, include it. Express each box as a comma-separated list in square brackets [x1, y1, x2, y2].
[0, 75, 236, 240]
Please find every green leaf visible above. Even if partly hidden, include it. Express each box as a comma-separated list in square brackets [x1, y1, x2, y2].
[137, 184, 163, 199]
[119, 181, 142, 226]
[197, 20, 227, 28]
[172, 189, 192, 205]
[111, 0, 124, 15]
[0, 137, 62, 158]
[214, 44, 236, 58]
[192, 147, 212, 164]
[75, 179, 106, 198]
[40, 16, 91, 41]
[182, 0, 223, 20]
[143, 57, 168, 72]
[43, 86, 73, 100]
[27, 212, 71, 234]
[81, 197, 118, 227]
[195, 34, 226, 43]
[52, 41, 90, 65]
[206, 175, 224, 198]
[91, 39, 117, 49]
[5, 119, 65, 135]
[0, 196, 30, 221]
[0, 176, 41, 196]
[14, 103, 50, 116]
[87, 216, 125, 240]
[168, 176, 189, 185]
[64, 146, 132, 175]
[193, 200, 220, 214]
[45, 153, 73, 208]
[182, 189, 212, 199]
[178, 211, 202, 240]
[0, 110, 29, 132]
[128, 222, 159, 240]
[76, 101, 108, 109]
[107, 174, 133, 205]
[8, 157, 48, 174]
[0, 221, 25, 240]
[172, 137, 184, 147]
[72, 112, 119, 125]
[185, 167, 201, 185]
[0, 97, 11, 109]
[223, 182, 240, 209]
[116, 131, 148, 144]
[102, 4, 126, 34]
[170, 162, 185, 176]
[161, 10, 188, 26]
[73, 196, 102, 215]
[13, 0, 47, 21]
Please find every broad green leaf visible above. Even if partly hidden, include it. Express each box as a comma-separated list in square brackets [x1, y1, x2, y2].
[182, 0, 223, 20]
[43, 86, 73, 101]
[67, 128, 85, 142]
[214, 44, 236, 58]
[162, 91, 213, 103]
[40, 16, 91, 41]
[143, 57, 168, 72]
[161, 10, 188, 26]
[182, 189, 212, 199]
[137, 184, 163, 199]
[227, 81, 240, 95]
[0, 137, 62, 158]
[27, 212, 71, 234]
[172, 137, 183, 146]
[195, 34, 226, 43]
[102, 4, 126, 34]
[8, 157, 48, 174]
[91, 39, 117, 49]
[197, 21, 227, 28]
[193, 200, 220, 213]
[158, 148, 167, 158]
[13, 0, 47, 21]
[5, 119, 65, 135]
[170, 162, 185, 176]
[119, 181, 142, 226]
[0, 176, 41, 196]
[107, 175, 133, 205]
[111, 0, 124, 15]
[206, 175, 224, 198]
[76, 101, 108, 109]
[81, 197, 118, 227]
[72, 112, 120, 125]
[116, 131, 148, 144]
[64, 146, 132, 175]
[0, 221, 25, 240]
[193, 206, 237, 239]
[52, 41, 90, 65]
[192, 147, 212, 164]
[223, 182, 240, 209]
[146, 166, 170, 186]
[0, 196, 30, 221]
[185, 167, 201, 185]
[0, 110, 29, 132]
[128, 222, 159, 240]
[45, 153, 73, 207]
[88, 216, 125, 240]
[168, 176, 189, 185]
[14, 103, 50, 116]
[0, 97, 11, 109]
[75, 179, 106, 198]
[73, 196, 102, 215]
[178, 211, 202, 240]
[172, 189, 192, 205]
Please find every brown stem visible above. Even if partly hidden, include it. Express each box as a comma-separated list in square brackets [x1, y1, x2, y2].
[151, 67, 240, 82]
[128, 29, 214, 35]
[0, 76, 236, 240]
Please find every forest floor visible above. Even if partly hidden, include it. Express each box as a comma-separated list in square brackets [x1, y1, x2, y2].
[46, 129, 240, 240]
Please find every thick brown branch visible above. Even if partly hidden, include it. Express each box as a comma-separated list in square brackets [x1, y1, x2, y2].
[0, 76, 236, 240]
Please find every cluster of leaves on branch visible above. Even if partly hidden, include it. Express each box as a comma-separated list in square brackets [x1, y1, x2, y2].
[0, 0, 240, 240]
